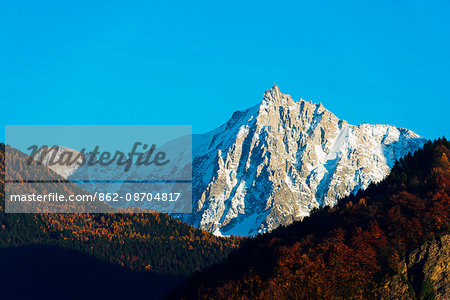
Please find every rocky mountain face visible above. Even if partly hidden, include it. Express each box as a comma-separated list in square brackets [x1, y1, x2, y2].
[179, 85, 426, 236]
[407, 235, 450, 299]
[380, 234, 450, 300]
[31, 86, 426, 236]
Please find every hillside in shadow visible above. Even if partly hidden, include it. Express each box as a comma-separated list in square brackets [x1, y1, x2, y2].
[0, 244, 184, 299]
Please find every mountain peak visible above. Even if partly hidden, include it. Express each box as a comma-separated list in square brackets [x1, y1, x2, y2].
[270, 84, 280, 92]
[262, 85, 294, 107]
[264, 84, 281, 100]
[180, 86, 427, 236]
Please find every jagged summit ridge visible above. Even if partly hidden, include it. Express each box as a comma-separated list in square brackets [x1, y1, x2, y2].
[34, 86, 426, 236]
[179, 86, 426, 236]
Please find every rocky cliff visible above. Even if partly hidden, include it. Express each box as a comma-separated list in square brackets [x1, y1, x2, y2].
[380, 234, 450, 299]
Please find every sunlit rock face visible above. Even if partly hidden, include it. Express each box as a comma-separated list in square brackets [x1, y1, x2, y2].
[36, 85, 426, 236]
[179, 85, 426, 236]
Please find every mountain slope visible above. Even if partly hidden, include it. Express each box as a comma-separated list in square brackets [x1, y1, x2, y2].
[0, 144, 239, 279]
[0, 245, 181, 300]
[168, 138, 450, 299]
[180, 85, 426, 235]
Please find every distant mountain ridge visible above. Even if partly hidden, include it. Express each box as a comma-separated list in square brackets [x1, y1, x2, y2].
[178, 85, 427, 236]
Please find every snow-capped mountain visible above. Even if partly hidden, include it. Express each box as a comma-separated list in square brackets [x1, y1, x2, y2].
[33, 85, 426, 236]
[177, 85, 426, 236]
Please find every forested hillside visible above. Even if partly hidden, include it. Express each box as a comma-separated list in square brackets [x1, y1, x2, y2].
[169, 138, 450, 299]
[0, 144, 240, 298]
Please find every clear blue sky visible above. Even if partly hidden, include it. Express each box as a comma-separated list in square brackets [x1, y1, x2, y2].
[1, 0, 449, 141]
